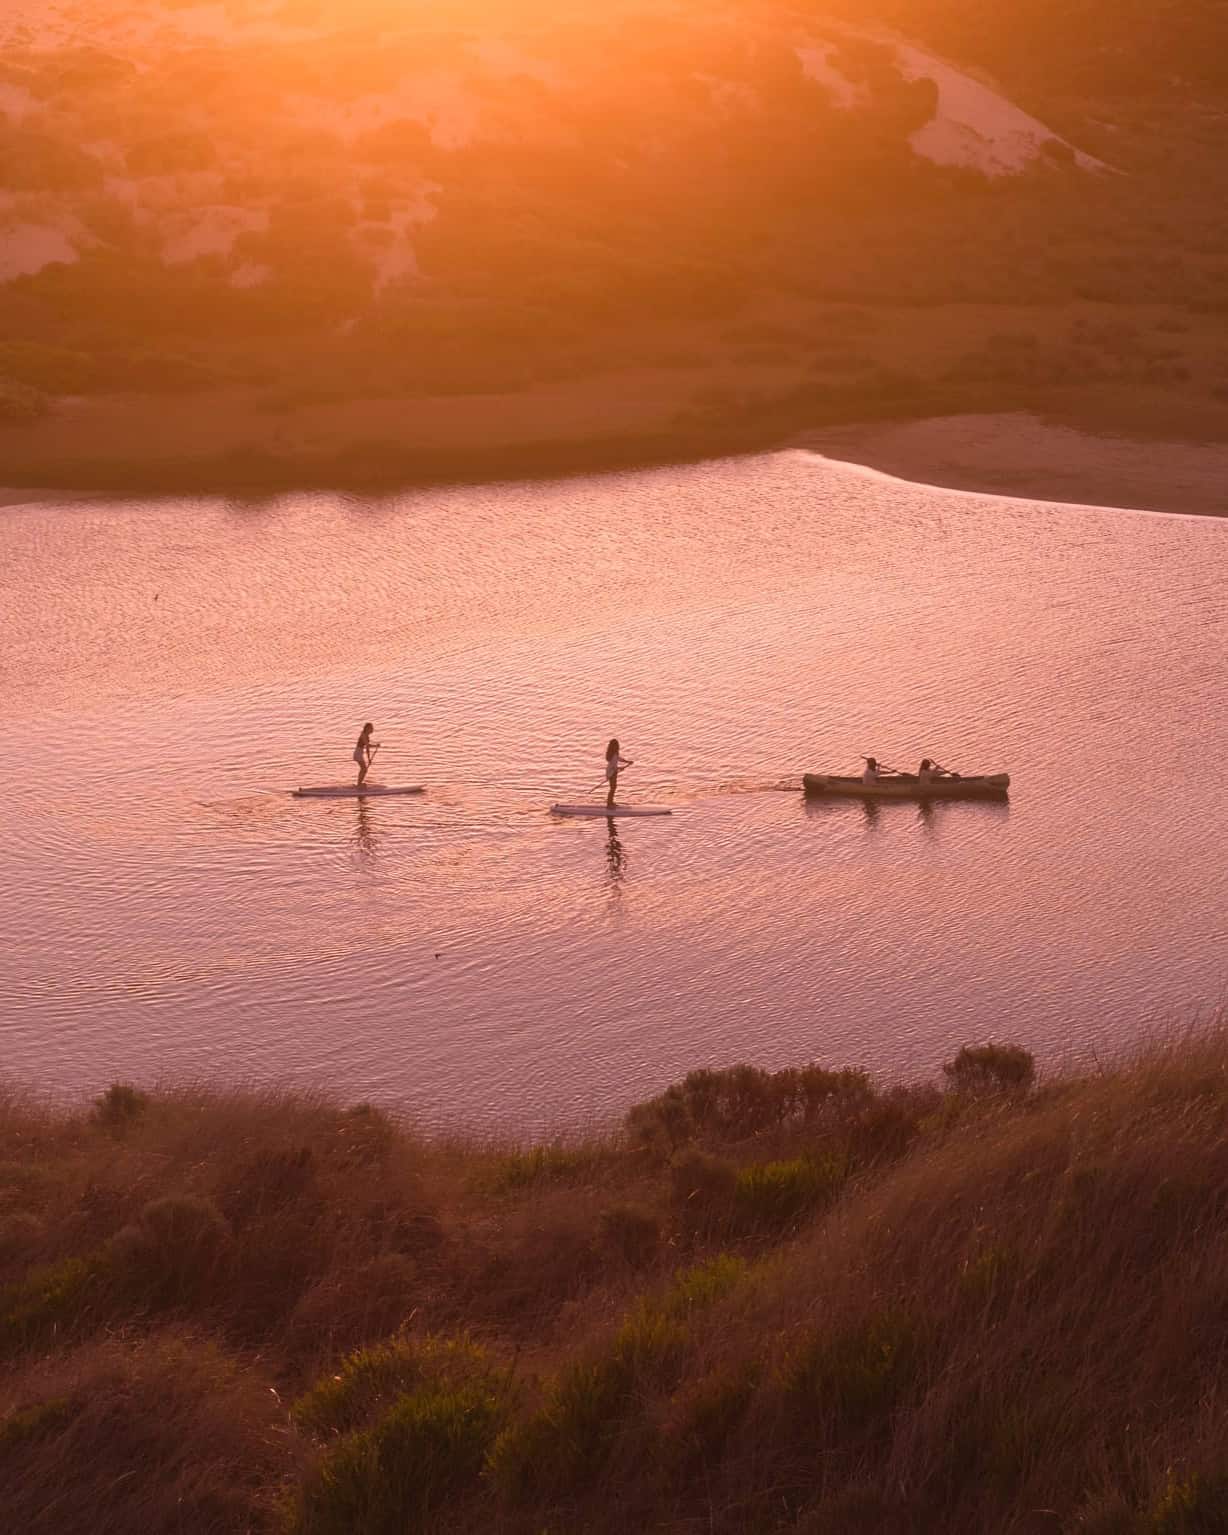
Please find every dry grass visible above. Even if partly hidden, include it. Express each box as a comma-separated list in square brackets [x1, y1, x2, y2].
[4, 1034, 1228, 1531]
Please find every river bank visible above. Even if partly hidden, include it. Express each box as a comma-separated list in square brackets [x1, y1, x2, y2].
[3, 1033, 1228, 1533]
[4, 349, 1228, 510]
[802, 403, 1228, 517]
[7, 308, 1228, 506]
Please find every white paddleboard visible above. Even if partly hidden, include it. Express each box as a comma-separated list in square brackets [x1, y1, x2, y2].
[551, 803, 672, 818]
[293, 785, 425, 799]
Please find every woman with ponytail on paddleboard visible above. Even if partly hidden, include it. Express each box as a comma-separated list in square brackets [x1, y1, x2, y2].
[354, 722, 379, 787]
[605, 738, 632, 808]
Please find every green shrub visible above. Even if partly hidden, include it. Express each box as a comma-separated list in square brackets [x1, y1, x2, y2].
[490, 1254, 736, 1492]
[847, 1090, 931, 1165]
[786, 1311, 917, 1433]
[489, 1306, 686, 1501]
[611, 1306, 689, 1383]
[734, 1156, 845, 1231]
[943, 1045, 1036, 1096]
[664, 1254, 746, 1314]
[107, 1195, 230, 1305]
[626, 1084, 694, 1153]
[1147, 1470, 1228, 1533]
[0, 1256, 104, 1353]
[294, 1335, 490, 1437]
[490, 1145, 595, 1191]
[629, 1063, 875, 1151]
[294, 1384, 503, 1534]
[0, 1395, 80, 1451]
[92, 1082, 149, 1135]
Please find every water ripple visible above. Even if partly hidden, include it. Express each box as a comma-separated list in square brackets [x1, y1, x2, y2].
[4, 450, 1227, 1129]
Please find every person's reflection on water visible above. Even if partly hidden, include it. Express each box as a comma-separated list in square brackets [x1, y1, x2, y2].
[352, 798, 378, 861]
[860, 796, 881, 831]
[605, 817, 627, 884]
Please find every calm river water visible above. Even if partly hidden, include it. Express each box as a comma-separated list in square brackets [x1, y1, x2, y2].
[3, 451, 1226, 1129]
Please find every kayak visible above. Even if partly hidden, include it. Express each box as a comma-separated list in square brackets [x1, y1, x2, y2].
[293, 785, 426, 799]
[803, 772, 1009, 801]
[551, 804, 672, 818]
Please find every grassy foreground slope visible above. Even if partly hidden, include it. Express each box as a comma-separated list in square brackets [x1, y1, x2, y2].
[4, 1036, 1228, 1532]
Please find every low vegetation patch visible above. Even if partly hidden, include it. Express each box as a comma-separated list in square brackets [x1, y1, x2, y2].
[7, 1034, 1228, 1530]
[293, 1383, 504, 1535]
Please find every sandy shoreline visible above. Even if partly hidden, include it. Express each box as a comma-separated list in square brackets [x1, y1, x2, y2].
[3, 396, 1227, 517]
[798, 411, 1228, 518]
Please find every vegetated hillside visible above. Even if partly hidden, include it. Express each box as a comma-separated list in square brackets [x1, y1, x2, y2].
[1, 0, 1226, 451]
[5, 1035, 1228, 1532]
[834, 0, 1228, 99]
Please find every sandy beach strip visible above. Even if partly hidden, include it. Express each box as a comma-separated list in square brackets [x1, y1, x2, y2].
[798, 412, 1228, 518]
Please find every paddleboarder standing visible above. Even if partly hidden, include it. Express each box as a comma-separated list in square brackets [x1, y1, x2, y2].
[354, 723, 379, 787]
[605, 738, 632, 808]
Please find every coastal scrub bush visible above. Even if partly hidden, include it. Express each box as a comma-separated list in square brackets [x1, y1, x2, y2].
[490, 1144, 597, 1191]
[92, 1081, 149, 1135]
[11, 1031, 1228, 1527]
[0, 1335, 288, 1534]
[628, 1062, 874, 1152]
[846, 1087, 934, 1165]
[733, 1154, 846, 1231]
[488, 1314, 682, 1502]
[663, 1254, 747, 1315]
[293, 1334, 491, 1438]
[0, 1394, 80, 1453]
[293, 1384, 503, 1535]
[943, 1045, 1036, 1096]
[107, 1194, 230, 1307]
[1146, 1470, 1228, 1533]
[491, 1257, 744, 1502]
[0, 1255, 106, 1354]
[784, 1309, 917, 1435]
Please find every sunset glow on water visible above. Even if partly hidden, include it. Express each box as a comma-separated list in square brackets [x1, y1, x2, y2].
[5, 451, 1227, 1129]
